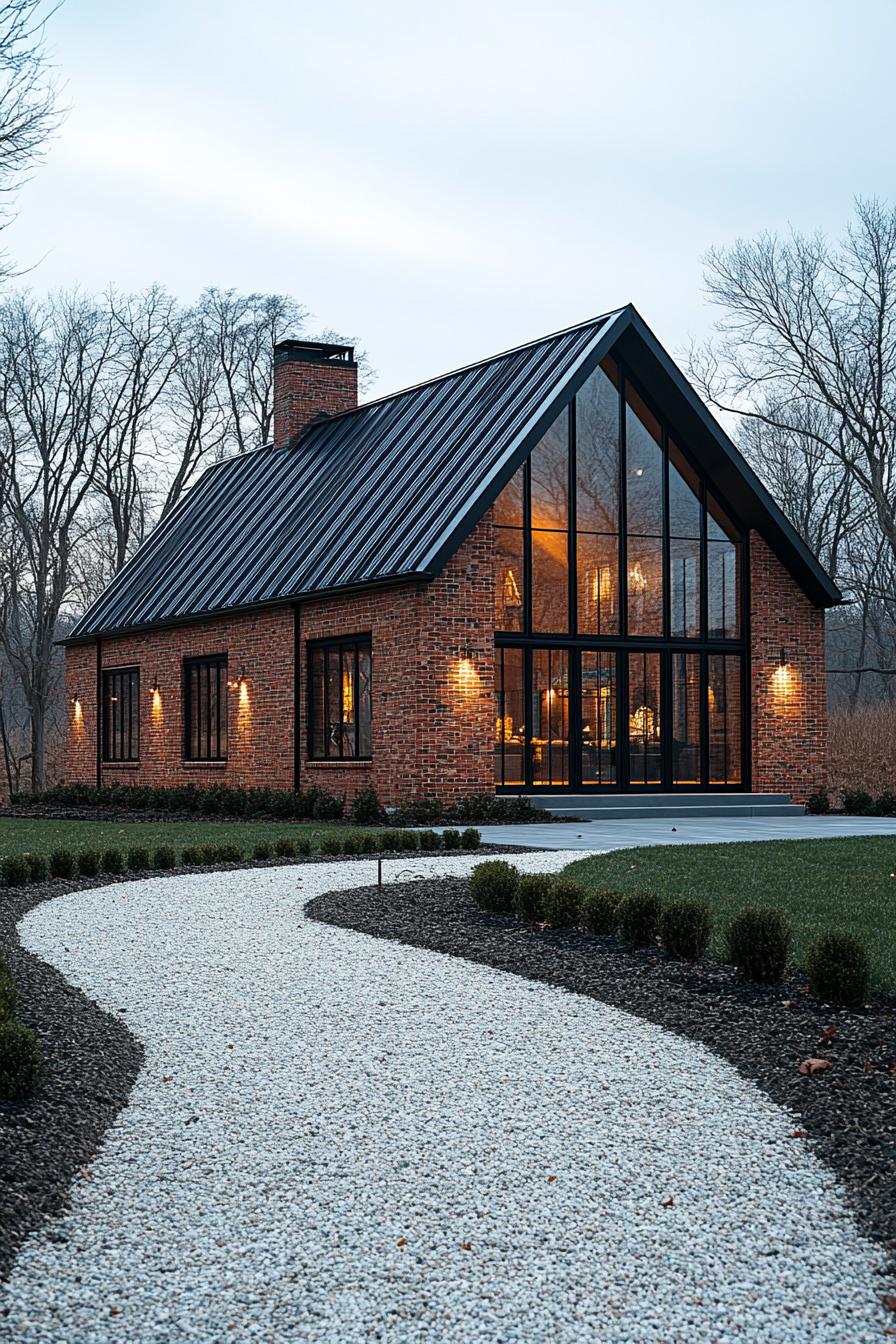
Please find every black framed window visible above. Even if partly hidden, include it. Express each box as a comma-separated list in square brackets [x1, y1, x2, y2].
[102, 667, 140, 762]
[184, 655, 227, 761]
[309, 636, 372, 760]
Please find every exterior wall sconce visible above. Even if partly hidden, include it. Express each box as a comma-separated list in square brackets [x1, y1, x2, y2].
[151, 677, 160, 695]
[71, 693, 83, 726]
[71, 692, 80, 706]
[779, 647, 788, 668]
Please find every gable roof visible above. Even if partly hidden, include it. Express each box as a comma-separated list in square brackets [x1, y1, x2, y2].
[67, 305, 840, 642]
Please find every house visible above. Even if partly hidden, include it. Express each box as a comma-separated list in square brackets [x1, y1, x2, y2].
[62, 306, 840, 810]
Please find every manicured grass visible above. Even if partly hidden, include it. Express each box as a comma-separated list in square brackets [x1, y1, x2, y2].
[565, 836, 896, 992]
[0, 817, 357, 860]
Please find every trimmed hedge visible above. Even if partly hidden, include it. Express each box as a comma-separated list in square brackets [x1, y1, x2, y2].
[13, 782, 542, 825]
[515, 873, 548, 923]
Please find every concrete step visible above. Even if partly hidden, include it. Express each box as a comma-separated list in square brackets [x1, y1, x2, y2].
[520, 792, 805, 822]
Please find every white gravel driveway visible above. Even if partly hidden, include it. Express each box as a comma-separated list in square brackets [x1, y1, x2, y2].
[2, 854, 890, 1343]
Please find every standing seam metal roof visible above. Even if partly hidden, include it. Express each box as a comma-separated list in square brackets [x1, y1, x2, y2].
[69, 311, 621, 639]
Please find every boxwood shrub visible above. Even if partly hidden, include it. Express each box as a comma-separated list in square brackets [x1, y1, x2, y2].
[442, 828, 461, 850]
[1, 854, 31, 887]
[805, 929, 870, 1006]
[252, 841, 272, 860]
[0, 1020, 43, 1099]
[100, 848, 125, 874]
[726, 907, 791, 983]
[460, 827, 481, 850]
[76, 849, 101, 877]
[515, 873, 548, 923]
[25, 852, 48, 883]
[581, 889, 620, 936]
[470, 860, 519, 915]
[659, 898, 712, 962]
[152, 845, 177, 870]
[273, 838, 297, 858]
[48, 848, 76, 879]
[418, 829, 442, 850]
[126, 847, 151, 872]
[543, 878, 584, 928]
[617, 891, 662, 946]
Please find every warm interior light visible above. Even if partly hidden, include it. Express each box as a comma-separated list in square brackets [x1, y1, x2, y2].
[502, 566, 522, 608]
[629, 704, 657, 739]
[628, 561, 648, 593]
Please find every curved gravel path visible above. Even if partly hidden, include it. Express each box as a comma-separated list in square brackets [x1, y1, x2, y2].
[1, 855, 890, 1343]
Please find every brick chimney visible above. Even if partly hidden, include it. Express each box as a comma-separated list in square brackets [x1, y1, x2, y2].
[272, 339, 358, 446]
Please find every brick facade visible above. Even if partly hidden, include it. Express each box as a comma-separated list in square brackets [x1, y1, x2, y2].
[64, 521, 496, 807]
[63, 524, 828, 807]
[749, 531, 827, 801]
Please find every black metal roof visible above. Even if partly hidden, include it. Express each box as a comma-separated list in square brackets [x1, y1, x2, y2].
[67, 305, 841, 642]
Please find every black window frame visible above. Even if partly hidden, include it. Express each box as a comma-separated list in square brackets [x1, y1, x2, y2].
[308, 634, 372, 761]
[102, 666, 140, 763]
[183, 654, 228, 762]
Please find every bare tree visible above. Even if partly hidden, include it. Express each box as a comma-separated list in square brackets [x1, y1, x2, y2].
[690, 198, 896, 702]
[0, 1, 63, 268]
[690, 198, 896, 574]
[0, 291, 108, 789]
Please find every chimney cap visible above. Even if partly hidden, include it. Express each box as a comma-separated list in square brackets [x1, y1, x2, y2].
[274, 338, 356, 367]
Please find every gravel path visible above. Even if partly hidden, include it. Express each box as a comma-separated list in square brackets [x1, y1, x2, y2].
[1, 855, 891, 1343]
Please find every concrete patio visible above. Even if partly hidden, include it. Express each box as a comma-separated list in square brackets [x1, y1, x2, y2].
[469, 814, 896, 851]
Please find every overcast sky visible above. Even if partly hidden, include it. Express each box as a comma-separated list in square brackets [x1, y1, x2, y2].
[8, 0, 896, 397]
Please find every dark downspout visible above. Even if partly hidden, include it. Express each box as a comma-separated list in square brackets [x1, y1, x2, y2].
[293, 604, 301, 792]
[95, 638, 102, 790]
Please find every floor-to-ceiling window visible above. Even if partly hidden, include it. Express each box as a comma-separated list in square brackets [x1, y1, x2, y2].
[493, 354, 747, 791]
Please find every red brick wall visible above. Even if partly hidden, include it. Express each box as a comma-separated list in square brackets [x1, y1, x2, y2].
[749, 531, 827, 801]
[63, 521, 496, 807]
[272, 353, 357, 447]
[299, 519, 495, 804]
[65, 608, 296, 791]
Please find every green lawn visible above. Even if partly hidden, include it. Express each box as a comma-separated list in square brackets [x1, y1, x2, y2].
[0, 817, 357, 859]
[565, 836, 896, 992]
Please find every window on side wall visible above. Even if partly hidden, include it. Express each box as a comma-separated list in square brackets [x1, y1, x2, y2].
[102, 667, 140, 762]
[308, 636, 372, 760]
[183, 655, 228, 761]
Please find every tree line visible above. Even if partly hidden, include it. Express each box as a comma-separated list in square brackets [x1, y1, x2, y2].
[0, 285, 360, 792]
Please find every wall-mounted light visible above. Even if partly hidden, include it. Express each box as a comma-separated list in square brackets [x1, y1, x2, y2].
[151, 677, 160, 695]
[779, 647, 788, 667]
[70, 691, 80, 706]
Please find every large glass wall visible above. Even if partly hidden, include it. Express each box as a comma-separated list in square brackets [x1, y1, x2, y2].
[492, 353, 747, 791]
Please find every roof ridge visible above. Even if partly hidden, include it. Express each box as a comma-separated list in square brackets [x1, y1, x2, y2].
[302, 307, 626, 432]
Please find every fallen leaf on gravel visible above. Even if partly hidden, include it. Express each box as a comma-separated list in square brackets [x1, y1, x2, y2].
[790, 1130, 807, 1139]
[819, 1026, 838, 1043]
[781, 999, 797, 1008]
[109, 1307, 120, 1317]
[884, 1294, 896, 1312]
[161, 1075, 172, 1083]
[460, 1242, 472, 1251]
[547, 1175, 557, 1183]
[799, 1058, 832, 1076]
[661, 1196, 674, 1208]
[397, 1238, 406, 1246]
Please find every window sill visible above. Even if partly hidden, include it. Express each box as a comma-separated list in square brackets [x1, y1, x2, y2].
[101, 761, 141, 770]
[304, 758, 372, 769]
[181, 759, 228, 769]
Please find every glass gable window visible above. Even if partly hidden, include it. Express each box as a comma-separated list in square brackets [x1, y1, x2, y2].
[102, 667, 140, 762]
[309, 636, 372, 760]
[493, 350, 747, 792]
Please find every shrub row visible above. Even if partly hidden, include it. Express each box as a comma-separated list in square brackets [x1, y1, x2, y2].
[806, 786, 896, 817]
[0, 827, 484, 888]
[468, 862, 871, 1005]
[0, 952, 42, 1100]
[14, 782, 539, 827]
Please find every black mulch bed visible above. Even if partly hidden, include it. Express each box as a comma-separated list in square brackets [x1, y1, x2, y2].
[309, 875, 896, 1266]
[0, 878, 144, 1283]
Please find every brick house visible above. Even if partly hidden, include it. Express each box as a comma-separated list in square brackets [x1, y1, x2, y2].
[62, 306, 840, 810]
